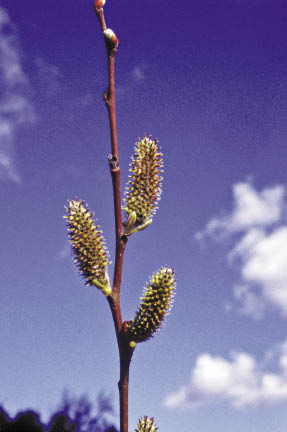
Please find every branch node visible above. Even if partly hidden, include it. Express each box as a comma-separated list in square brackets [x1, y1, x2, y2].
[110, 48, 118, 58]
[108, 153, 120, 171]
[120, 233, 129, 243]
[103, 90, 110, 104]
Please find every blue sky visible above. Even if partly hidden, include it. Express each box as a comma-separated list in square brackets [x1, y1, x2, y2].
[0, 1, 286, 431]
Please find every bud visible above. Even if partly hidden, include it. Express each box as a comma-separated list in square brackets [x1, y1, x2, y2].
[135, 416, 158, 432]
[124, 211, 137, 235]
[123, 137, 163, 235]
[94, 0, 106, 9]
[64, 199, 111, 296]
[127, 267, 175, 344]
[103, 29, 119, 50]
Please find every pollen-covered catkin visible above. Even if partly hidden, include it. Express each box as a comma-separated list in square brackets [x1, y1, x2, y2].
[127, 267, 175, 344]
[135, 416, 159, 432]
[64, 199, 111, 296]
[123, 137, 163, 234]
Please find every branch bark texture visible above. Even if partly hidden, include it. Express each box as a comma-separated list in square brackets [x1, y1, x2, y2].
[95, 5, 134, 432]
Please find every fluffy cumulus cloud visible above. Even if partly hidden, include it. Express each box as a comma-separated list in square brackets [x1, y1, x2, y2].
[196, 182, 284, 239]
[0, 6, 35, 182]
[196, 181, 287, 319]
[164, 340, 287, 410]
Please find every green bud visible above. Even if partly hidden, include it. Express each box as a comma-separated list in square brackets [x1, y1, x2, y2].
[123, 211, 137, 235]
[132, 219, 152, 233]
[127, 267, 175, 344]
[64, 199, 111, 296]
[124, 212, 152, 235]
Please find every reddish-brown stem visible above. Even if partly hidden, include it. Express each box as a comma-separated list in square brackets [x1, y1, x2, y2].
[95, 6, 133, 432]
[95, 7, 106, 31]
[119, 374, 129, 432]
[118, 341, 134, 432]
[105, 55, 119, 159]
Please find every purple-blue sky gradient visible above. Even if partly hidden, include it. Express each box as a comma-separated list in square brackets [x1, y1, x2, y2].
[0, 1, 286, 431]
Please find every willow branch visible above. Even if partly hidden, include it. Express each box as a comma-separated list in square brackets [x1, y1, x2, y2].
[95, 3, 125, 318]
[95, 5, 135, 432]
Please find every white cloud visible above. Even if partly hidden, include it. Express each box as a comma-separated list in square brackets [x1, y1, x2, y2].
[56, 243, 70, 261]
[116, 64, 147, 100]
[0, 8, 27, 87]
[196, 181, 287, 318]
[164, 340, 287, 410]
[34, 57, 61, 97]
[228, 226, 287, 317]
[279, 340, 287, 370]
[0, 120, 20, 182]
[196, 182, 285, 240]
[132, 64, 146, 82]
[0, 5, 35, 182]
[230, 284, 266, 319]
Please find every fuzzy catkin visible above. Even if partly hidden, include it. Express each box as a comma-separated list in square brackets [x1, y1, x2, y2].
[135, 416, 159, 432]
[127, 267, 175, 344]
[123, 137, 163, 227]
[64, 199, 111, 295]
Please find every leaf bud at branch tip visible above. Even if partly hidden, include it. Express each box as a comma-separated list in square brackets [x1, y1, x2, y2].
[94, 0, 106, 10]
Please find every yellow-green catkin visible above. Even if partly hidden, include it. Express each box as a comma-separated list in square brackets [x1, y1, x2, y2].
[123, 136, 163, 234]
[127, 267, 175, 344]
[64, 199, 111, 296]
[135, 416, 159, 432]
